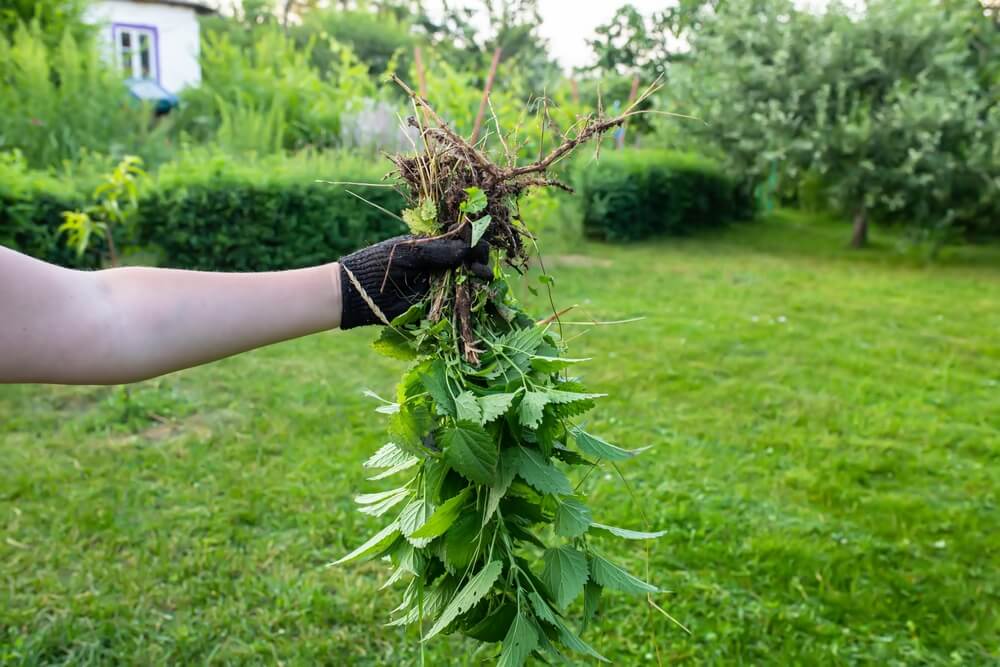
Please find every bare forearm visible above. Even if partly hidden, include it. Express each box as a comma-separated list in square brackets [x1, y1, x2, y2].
[0, 248, 342, 384]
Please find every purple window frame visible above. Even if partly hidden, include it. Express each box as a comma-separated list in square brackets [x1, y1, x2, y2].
[111, 22, 161, 83]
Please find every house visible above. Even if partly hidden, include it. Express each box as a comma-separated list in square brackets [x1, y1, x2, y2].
[85, 0, 214, 95]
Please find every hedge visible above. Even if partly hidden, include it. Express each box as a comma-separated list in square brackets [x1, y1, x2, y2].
[573, 149, 754, 241]
[1, 151, 407, 271]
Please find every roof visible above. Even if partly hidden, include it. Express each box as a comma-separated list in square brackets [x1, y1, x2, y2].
[126, 0, 216, 15]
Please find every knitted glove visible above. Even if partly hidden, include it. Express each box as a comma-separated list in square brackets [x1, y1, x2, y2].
[339, 235, 490, 329]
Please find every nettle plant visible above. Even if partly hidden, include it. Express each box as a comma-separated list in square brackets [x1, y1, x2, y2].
[332, 77, 667, 665]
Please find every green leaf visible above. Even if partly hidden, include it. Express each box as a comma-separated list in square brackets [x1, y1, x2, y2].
[443, 512, 481, 574]
[513, 446, 572, 496]
[583, 581, 602, 630]
[590, 522, 667, 540]
[470, 214, 492, 246]
[364, 443, 413, 469]
[373, 327, 417, 360]
[478, 392, 518, 425]
[571, 427, 650, 462]
[421, 360, 456, 417]
[518, 391, 548, 429]
[463, 603, 515, 642]
[367, 457, 419, 481]
[410, 487, 470, 539]
[553, 614, 609, 662]
[542, 546, 589, 609]
[554, 498, 592, 538]
[544, 389, 607, 404]
[399, 499, 434, 548]
[423, 560, 503, 641]
[454, 391, 482, 423]
[484, 448, 518, 525]
[442, 422, 498, 485]
[497, 611, 538, 667]
[331, 520, 400, 565]
[528, 592, 558, 627]
[390, 303, 425, 327]
[460, 186, 488, 214]
[589, 553, 659, 594]
[355, 487, 410, 516]
[529, 356, 591, 373]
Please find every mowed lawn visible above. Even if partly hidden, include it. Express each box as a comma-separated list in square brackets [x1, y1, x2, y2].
[2, 213, 998, 665]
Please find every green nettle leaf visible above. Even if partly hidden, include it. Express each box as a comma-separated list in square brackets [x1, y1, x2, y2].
[422, 360, 456, 417]
[544, 389, 606, 404]
[589, 554, 659, 594]
[331, 520, 400, 566]
[454, 391, 483, 423]
[442, 422, 498, 484]
[367, 457, 419, 481]
[364, 443, 413, 469]
[541, 546, 589, 609]
[410, 487, 470, 539]
[590, 522, 667, 540]
[470, 214, 492, 247]
[571, 427, 650, 461]
[583, 581, 602, 630]
[513, 446, 573, 496]
[373, 327, 418, 360]
[478, 392, 518, 425]
[552, 615, 609, 663]
[528, 591, 558, 626]
[484, 448, 518, 525]
[460, 186, 488, 214]
[554, 498, 593, 538]
[529, 356, 591, 373]
[518, 391, 548, 429]
[443, 512, 481, 574]
[497, 611, 539, 667]
[355, 487, 411, 517]
[399, 499, 435, 548]
[423, 560, 503, 641]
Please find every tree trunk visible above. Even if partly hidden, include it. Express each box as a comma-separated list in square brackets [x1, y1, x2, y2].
[850, 208, 868, 248]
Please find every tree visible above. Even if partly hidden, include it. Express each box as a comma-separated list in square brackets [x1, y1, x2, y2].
[673, 0, 1000, 245]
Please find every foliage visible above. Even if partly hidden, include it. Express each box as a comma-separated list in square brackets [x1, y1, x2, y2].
[59, 156, 147, 266]
[135, 150, 406, 271]
[0, 22, 171, 169]
[672, 0, 1000, 243]
[176, 27, 375, 153]
[3, 214, 999, 664]
[0, 0, 91, 48]
[336, 186, 662, 663]
[296, 7, 415, 77]
[574, 149, 754, 241]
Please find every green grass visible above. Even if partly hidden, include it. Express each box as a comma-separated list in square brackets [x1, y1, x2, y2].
[2, 212, 999, 665]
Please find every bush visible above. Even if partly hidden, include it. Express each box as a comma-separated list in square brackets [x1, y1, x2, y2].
[0, 150, 98, 268]
[136, 151, 407, 271]
[574, 150, 754, 241]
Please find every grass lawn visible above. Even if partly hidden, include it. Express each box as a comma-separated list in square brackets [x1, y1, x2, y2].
[2, 212, 998, 665]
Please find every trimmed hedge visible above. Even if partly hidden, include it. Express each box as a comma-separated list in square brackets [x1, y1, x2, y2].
[2, 151, 407, 271]
[138, 152, 406, 271]
[574, 149, 754, 241]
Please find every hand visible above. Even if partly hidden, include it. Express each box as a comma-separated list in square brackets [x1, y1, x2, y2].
[338, 235, 491, 329]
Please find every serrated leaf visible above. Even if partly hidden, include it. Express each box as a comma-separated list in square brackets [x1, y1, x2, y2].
[590, 522, 667, 540]
[554, 498, 592, 538]
[542, 546, 589, 609]
[463, 603, 515, 642]
[478, 392, 518, 424]
[498, 611, 538, 667]
[528, 592, 558, 626]
[583, 581, 602, 630]
[513, 446, 572, 496]
[442, 422, 498, 485]
[571, 427, 650, 462]
[330, 520, 400, 565]
[373, 327, 418, 360]
[589, 553, 659, 593]
[518, 391, 548, 429]
[388, 575, 457, 627]
[529, 356, 591, 373]
[399, 499, 434, 548]
[423, 560, 503, 641]
[460, 186, 487, 214]
[421, 360, 456, 417]
[454, 391, 482, 423]
[364, 443, 412, 469]
[376, 403, 400, 415]
[355, 486, 409, 504]
[470, 214, 492, 246]
[544, 389, 607, 404]
[553, 614, 609, 662]
[367, 456, 419, 480]
[444, 512, 482, 574]
[410, 487, 470, 539]
[484, 448, 518, 525]
[356, 487, 411, 517]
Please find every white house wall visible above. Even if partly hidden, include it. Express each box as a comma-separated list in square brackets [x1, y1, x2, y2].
[86, 1, 201, 93]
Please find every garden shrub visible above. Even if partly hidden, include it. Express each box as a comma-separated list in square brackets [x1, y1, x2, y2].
[574, 149, 753, 241]
[136, 151, 407, 271]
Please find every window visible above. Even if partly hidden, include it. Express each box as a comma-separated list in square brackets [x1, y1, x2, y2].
[114, 25, 158, 81]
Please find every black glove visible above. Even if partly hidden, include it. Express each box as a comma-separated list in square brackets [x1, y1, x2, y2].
[339, 235, 491, 329]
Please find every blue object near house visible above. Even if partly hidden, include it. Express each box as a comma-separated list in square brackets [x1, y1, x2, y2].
[125, 77, 179, 115]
